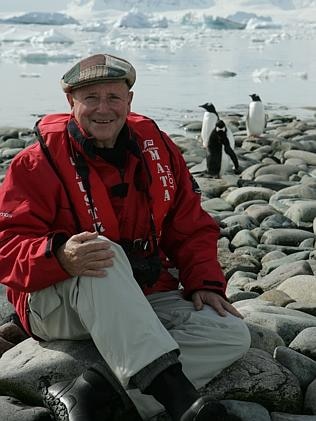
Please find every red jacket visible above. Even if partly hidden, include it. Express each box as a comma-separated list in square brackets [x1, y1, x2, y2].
[0, 112, 226, 335]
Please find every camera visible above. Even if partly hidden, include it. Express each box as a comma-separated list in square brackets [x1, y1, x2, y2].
[120, 240, 161, 287]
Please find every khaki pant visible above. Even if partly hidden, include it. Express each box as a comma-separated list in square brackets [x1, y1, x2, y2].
[28, 238, 250, 419]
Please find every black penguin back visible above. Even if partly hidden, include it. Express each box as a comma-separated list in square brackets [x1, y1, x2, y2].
[206, 121, 225, 176]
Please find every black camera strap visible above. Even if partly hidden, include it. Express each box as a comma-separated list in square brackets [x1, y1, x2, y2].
[69, 138, 160, 255]
[68, 142, 103, 235]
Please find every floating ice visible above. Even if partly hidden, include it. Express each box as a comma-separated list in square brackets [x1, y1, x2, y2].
[79, 21, 107, 32]
[203, 15, 246, 30]
[0, 12, 79, 25]
[114, 8, 168, 28]
[246, 18, 282, 30]
[0, 27, 38, 42]
[19, 50, 79, 64]
[31, 28, 74, 44]
[20, 73, 41, 78]
[252, 68, 287, 81]
[227, 11, 272, 24]
[212, 70, 237, 78]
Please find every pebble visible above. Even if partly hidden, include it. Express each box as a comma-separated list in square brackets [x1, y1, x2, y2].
[1, 111, 316, 420]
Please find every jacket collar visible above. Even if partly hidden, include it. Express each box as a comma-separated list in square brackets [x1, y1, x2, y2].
[67, 118, 141, 159]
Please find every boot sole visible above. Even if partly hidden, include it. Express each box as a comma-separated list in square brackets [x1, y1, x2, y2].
[42, 386, 69, 421]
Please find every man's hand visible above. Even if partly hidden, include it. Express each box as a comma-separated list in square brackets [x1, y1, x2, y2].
[56, 231, 114, 277]
[192, 290, 243, 318]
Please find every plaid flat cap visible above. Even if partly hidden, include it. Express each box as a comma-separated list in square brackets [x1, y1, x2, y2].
[61, 53, 136, 92]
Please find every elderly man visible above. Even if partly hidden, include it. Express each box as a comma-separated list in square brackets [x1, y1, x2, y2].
[0, 53, 250, 421]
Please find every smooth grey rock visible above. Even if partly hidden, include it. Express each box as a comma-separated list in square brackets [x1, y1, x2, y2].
[0, 138, 26, 148]
[183, 121, 202, 132]
[228, 290, 259, 303]
[222, 214, 258, 231]
[220, 399, 271, 421]
[269, 183, 316, 213]
[286, 302, 316, 317]
[0, 338, 104, 405]
[193, 176, 228, 197]
[227, 271, 258, 289]
[224, 187, 275, 207]
[304, 377, 316, 414]
[289, 327, 316, 360]
[277, 275, 316, 303]
[0, 396, 51, 421]
[244, 204, 278, 223]
[0, 128, 20, 138]
[259, 289, 295, 307]
[235, 301, 316, 345]
[271, 413, 316, 420]
[274, 346, 316, 390]
[0, 285, 15, 323]
[260, 251, 310, 276]
[284, 150, 316, 166]
[231, 229, 259, 248]
[285, 200, 316, 228]
[277, 275, 316, 304]
[235, 199, 268, 212]
[246, 260, 313, 293]
[0, 147, 23, 158]
[300, 237, 315, 248]
[201, 197, 233, 212]
[246, 322, 285, 354]
[258, 244, 314, 254]
[260, 214, 297, 230]
[277, 129, 302, 139]
[255, 164, 298, 178]
[261, 250, 287, 264]
[260, 228, 315, 247]
[202, 348, 302, 413]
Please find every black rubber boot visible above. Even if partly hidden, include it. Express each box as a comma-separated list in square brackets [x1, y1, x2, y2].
[42, 365, 142, 421]
[144, 363, 200, 420]
[144, 363, 241, 421]
[181, 396, 242, 421]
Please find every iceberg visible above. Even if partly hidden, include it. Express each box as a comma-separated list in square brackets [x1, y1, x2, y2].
[0, 12, 79, 25]
[246, 18, 282, 30]
[203, 15, 246, 29]
[115, 9, 168, 28]
[31, 28, 74, 44]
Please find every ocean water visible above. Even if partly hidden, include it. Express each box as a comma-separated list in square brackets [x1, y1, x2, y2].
[0, 18, 315, 134]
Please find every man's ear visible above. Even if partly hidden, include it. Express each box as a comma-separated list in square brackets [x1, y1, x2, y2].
[127, 91, 133, 112]
[66, 93, 74, 108]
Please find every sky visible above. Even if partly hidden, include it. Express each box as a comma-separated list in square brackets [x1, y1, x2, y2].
[0, 0, 316, 22]
[0, 1, 65, 12]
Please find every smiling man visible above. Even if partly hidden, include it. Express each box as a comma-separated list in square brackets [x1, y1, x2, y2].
[0, 53, 250, 421]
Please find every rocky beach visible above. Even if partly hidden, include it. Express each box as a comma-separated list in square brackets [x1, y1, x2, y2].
[1, 107, 316, 420]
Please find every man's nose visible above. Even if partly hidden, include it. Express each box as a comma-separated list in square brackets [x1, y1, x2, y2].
[96, 98, 111, 111]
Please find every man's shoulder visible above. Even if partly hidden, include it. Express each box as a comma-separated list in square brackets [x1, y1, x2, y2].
[37, 113, 71, 137]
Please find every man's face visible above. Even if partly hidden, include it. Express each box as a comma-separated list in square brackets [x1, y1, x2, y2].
[67, 81, 133, 148]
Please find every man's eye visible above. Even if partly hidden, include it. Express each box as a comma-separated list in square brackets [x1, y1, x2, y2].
[85, 96, 98, 104]
[108, 95, 121, 101]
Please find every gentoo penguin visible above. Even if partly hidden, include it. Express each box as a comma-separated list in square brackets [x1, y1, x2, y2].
[199, 102, 219, 148]
[246, 94, 267, 137]
[206, 119, 240, 178]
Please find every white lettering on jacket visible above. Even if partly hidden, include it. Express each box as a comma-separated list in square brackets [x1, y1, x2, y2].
[70, 156, 105, 232]
[143, 139, 175, 202]
[0, 211, 12, 218]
